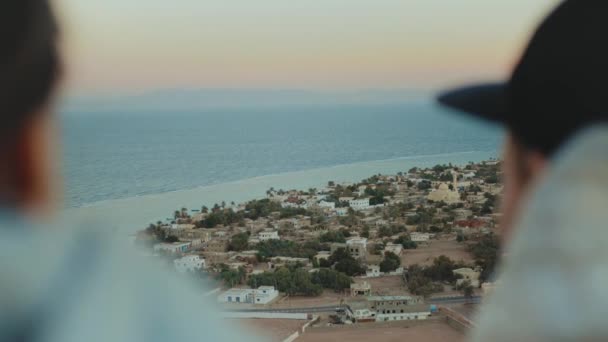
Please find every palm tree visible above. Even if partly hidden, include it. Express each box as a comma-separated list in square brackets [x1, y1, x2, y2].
[201, 206, 209, 214]
[266, 187, 275, 197]
[308, 188, 317, 197]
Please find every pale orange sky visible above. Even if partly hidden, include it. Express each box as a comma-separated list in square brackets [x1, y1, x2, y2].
[54, 0, 561, 94]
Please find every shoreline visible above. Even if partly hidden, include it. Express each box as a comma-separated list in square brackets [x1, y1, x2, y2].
[70, 150, 489, 209]
[64, 150, 497, 234]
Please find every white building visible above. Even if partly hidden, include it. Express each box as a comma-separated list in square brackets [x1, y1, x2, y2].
[353, 308, 376, 321]
[462, 171, 477, 179]
[335, 208, 349, 216]
[153, 242, 191, 254]
[366, 265, 381, 278]
[258, 230, 280, 241]
[349, 198, 371, 211]
[368, 296, 431, 322]
[318, 200, 336, 210]
[171, 223, 195, 230]
[383, 243, 403, 256]
[173, 255, 206, 273]
[314, 251, 332, 263]
[386, 267, 405, 276]
[217, 286, 279, 305]
[410, 232, 431, 242]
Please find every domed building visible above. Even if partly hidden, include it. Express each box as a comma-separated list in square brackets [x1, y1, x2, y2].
[427, 172, 461, 204]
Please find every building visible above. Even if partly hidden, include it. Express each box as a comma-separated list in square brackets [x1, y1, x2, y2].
[331, 237, 367, 261]
[217, 286, 279, 305]
[153, 242, 191, 254]
[368, 296, 431, 322]
[427, 172, 460, 204]
[350, 281, 372, 297]
[170, 223, 195, 230]
[259, 230, 280, 241]
[427, 183, 461, 204]
[385, 267, 405, 276]
[346, 237, 368, 260]
[314, 251, 332, 263]
[410, 232, 431, 242]
[383, 243, 403, 256]
[349, 198, 371, 211]
[453, 267, 481, 287]
[206, 239, 228, 253]
[366, 265, 381, 278]
[452, 209, 473, 220]
[335, 208, 349, 216]
[173, 255, 206, 273]
[318, 200, 336, 209]
[462, 171, 477, 179]
[350, 301, 376, 322]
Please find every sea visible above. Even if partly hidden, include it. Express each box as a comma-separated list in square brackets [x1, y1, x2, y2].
[60, 99, 502, 233]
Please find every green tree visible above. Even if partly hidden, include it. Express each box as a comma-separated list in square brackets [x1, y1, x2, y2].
[217, 265, 246, 287]
[335, 258, 365, 276]
[228, 232, 249, 252]
[311, 268, 353, 292]
[469, 234, 500, 282]
[424, 255, 457, 283]
[394, 234, 417, 249]
[379, 251, 401, 272]
[164, 235, 179, 243]
[328, 248, 364, 276]
[361, 226, 370, 238]
[406, 264, 444, 298]
[320, 231, 346, 243]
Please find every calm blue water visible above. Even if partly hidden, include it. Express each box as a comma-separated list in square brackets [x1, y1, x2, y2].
[61, 101, 502, 208]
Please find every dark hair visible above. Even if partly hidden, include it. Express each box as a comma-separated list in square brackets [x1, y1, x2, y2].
[0, 1, 59, 142]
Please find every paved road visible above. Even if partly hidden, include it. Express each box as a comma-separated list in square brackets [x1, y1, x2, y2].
[225, 305, 348, 314]
[428, 295, 482, 304]
[224, 296, 481, 314]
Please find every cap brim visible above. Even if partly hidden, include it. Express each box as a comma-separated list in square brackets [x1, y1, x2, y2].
[437, 83, 508, 124]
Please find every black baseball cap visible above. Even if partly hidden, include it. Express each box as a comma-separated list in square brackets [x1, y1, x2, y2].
[438, 0, 608, 156]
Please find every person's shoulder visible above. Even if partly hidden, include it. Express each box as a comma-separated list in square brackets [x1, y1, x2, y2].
[472, 126, 608, 341]
[0, 218, 253, 342]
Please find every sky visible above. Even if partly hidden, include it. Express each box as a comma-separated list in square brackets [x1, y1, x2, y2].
[55, 0, 561, 95]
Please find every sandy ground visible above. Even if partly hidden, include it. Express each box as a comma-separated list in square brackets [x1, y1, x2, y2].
[298, 322, 465, 342]
[270, 290, 346, 308]
[354, 275, 406, 296]
[235, 319, 308, 342]
[401, 240, 473, 266]
[448, 303, 481, 320]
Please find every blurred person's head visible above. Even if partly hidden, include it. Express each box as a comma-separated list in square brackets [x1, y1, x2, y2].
[0, 1, 60, 215]
[438, 0, 608, 241]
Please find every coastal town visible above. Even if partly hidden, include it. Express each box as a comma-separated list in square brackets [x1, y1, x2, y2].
[135, 160, 502, 341]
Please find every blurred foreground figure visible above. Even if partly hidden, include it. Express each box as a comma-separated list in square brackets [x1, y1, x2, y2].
[439, 1, 608, 341]
[0, 2, 251, 341]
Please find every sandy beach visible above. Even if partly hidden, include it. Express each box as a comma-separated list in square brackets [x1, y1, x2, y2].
[65, 151, 495, 234]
